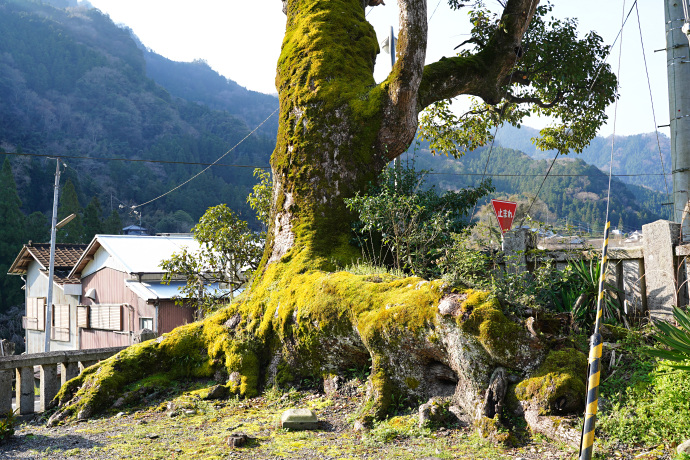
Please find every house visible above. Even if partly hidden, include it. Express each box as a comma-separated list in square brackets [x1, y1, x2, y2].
[122, 224, 148, 236]
[8, 234, 225, 353]
[7, 243, 87, 354]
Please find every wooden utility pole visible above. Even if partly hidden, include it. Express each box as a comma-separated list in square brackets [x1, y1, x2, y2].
[666, 0, 690, 239]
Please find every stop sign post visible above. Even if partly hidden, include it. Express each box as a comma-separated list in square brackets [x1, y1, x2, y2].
[491, 199, 517, 234]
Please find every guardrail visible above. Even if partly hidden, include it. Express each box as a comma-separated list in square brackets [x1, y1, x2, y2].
[0, 347, 126, 416]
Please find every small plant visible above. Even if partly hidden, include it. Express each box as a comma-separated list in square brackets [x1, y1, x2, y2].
[0, 411, 16, 444]
[647, 306, 690, 369]
[563, 258, 624, 329]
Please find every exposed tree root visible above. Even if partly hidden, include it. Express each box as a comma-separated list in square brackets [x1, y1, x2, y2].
[49, 250, 587, 445]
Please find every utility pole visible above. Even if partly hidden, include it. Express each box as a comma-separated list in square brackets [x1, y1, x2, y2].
[666, 0, 690, 239]
[382, 26, 399, 175]
[44, 159, 61, 352]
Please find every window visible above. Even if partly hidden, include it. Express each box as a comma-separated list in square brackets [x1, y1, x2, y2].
[139, 317, 153, 331]
[51, 304, 70, 342]
[89, 304, 122, 331]
[77, 305, 89, 328]
[24, 297, 45, 331]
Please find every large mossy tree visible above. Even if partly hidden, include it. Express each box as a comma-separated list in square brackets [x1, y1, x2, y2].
[52, 0, 615, 439]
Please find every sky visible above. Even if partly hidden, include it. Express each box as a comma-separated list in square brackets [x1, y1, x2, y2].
[85, 0, 668, 137]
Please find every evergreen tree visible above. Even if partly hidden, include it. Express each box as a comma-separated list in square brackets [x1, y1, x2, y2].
[102, 210, 122, 235]
[0, 158, 26, 311]
[57, 179, 85, 244]
[25, 211, 49, 243]
[83, 196, 103, 242]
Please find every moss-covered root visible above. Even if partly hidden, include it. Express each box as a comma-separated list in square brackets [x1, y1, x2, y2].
[48, 308, 264, 427]
[503, 348, 588, 446]
[357, 361, 393, 425]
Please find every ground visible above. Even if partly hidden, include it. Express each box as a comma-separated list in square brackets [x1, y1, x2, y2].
[0, 377, 681, 460]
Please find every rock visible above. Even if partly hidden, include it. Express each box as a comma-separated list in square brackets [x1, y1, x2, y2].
[437, 293, 467, 317]
[115, 412, 125, 418]
[147, 434, 159, 439]
[226, 433, 248, 448]
[228, 372, 241, 387]
[280, 408, 319, 430]
[133, 328, 157, 344]
[419, 397, 454, 429]
[113, 397, 125, 408]
[204, 384, 229, 400]
[353, 420, 367, 432]
[323, 374, 340, 397]
[167, 411, 179, 418]
[183, 409, 196, 416]
[678, 439, 690, 455]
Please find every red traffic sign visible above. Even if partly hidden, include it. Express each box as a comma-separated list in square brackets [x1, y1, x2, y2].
[491, 199, 517, 234]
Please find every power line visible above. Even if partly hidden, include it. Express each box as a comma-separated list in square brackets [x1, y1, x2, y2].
[131, 107, 278, 209]
[635, 1, 672, 219]
[427, 171, 669, 178]
[0, 151, 270, 169]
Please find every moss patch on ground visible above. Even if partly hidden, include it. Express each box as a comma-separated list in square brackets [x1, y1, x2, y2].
[7, 381, 580, 459]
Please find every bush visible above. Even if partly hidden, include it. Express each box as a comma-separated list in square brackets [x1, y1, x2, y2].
[345, 164, 493, 279]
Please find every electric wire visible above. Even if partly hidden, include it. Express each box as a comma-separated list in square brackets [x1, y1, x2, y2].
[635, 1, 672, 219]
[428, 0, 443, 22]
[0, 151, 270, 169]
[1, 150, 671, 178]
[519, 0, 638, 227]
[130, 107, 278, 209]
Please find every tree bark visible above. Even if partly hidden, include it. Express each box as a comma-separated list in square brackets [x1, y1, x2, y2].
[264, 0, 539, 268]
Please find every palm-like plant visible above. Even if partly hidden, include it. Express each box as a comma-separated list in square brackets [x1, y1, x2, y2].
[648, 306, 690, 370]
[566, 258, 624, 329]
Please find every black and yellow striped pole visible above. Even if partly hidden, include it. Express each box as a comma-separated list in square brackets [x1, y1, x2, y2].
[579, 220, 610, 460]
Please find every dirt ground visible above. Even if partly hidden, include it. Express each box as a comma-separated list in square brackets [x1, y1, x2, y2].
[0, 380, 676, 460]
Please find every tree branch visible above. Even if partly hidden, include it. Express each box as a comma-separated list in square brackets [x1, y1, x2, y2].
[417, 0, 540, 110]
[375, 0, 428, 160]
[504, 91, 563, 109]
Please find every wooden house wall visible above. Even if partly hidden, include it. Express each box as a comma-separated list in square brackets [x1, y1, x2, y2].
[25, 260, 79, 353]
[158, 300, 194, 334]
[80, 267, 155, 349]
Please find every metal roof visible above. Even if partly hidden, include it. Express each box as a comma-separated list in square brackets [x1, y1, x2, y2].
[70, 234, 200, 278]
[124, 280, 230, 302]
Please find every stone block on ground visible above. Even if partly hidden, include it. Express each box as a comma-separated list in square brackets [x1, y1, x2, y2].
[280, 408, 319, 430]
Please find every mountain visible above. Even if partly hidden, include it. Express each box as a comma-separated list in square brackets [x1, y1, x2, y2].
[495, 125, 672, 194]
[0, 0, 275, 230]
[404, 143, 669, 232]
[142, 53, 279, 138]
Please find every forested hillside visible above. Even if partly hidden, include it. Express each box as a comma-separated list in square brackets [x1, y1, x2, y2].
[0, 0, 275, 232]
[406, 143, 667, 232]
[496, 125, 672, 194]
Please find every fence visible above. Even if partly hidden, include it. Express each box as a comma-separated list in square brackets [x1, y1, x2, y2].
[502, 220, 689, 322]
[0, 347, 125, 416]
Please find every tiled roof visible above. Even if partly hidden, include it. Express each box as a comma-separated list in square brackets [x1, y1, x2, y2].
[39, 269, 81, 285]
[26, 244, 87, 269]
[7, 243, 87, 276]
